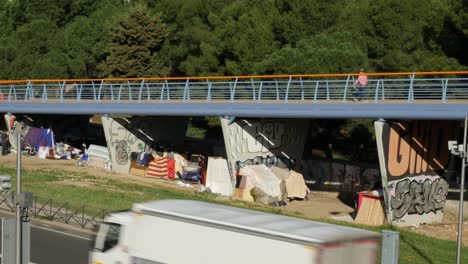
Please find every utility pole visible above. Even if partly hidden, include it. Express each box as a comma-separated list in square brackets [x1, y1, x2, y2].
[457, 115, 467, 264]
[16, 132, 22, 264]
[449, 115, 467, 264]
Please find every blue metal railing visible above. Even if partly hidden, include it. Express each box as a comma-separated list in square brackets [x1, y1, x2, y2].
[0, 72, 467, 104]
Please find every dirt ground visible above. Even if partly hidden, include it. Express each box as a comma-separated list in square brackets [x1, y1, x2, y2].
[1, 153, 467, 245]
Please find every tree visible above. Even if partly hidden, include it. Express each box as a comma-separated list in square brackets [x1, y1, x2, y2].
[99, 4, 169, 78]
[255, 31, 368, 74]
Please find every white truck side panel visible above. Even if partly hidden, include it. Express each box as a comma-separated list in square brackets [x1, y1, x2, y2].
[129, 214, 317, 264]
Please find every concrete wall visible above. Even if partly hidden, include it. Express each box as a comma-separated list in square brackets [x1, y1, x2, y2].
[375, 120, 457, 226]
[102, 116, 188, 174]
[298, 159, 380, 192]
[220, 118, 309, 178]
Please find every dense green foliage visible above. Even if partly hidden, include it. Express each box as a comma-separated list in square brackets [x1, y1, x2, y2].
[0, 0, 466, 79]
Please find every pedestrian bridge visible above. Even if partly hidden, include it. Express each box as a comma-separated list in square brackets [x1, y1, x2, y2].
[0, 71, 467, 119]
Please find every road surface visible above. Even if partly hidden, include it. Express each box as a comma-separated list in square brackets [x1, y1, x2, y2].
[0, 211, 92, 264]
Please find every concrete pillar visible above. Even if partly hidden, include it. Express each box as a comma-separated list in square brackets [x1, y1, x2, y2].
[102, 116, 188, 174]
[375, 119, 457, 226]
[220, 117, 309, 185]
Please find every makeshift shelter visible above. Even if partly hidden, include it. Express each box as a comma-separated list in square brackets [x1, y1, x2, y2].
[270, 166, 308, 199]
[87, 144, 111, 170]
[238, 164, 283, 203]
[205, 157, 233, 196]
[146, 156, 170, 178]
[22, 127, 55, 153]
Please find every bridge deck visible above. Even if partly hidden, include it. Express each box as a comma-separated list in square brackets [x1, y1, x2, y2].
[1, 72, 467, 119]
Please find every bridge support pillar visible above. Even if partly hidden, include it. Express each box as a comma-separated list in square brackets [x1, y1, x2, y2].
[220, 117, 309, 187]
[375, 119, 459, 226]
[101, 115, 188, 174]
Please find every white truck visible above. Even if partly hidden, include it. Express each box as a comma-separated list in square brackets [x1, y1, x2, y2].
[90, 200, 379, 264]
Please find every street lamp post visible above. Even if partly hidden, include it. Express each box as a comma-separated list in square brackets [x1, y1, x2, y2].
[449, 115, 467, 264]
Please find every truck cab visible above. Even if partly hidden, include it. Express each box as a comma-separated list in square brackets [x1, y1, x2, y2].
[90, 212, 133, 264]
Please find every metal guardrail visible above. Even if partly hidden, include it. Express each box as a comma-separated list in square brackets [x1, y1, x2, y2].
[0, 193, 106, 230]
[0, 72, 467, 104]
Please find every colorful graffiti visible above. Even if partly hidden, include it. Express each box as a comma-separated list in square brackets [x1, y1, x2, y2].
[102, 116, 188, 174]
[221, 118, 309, 177]
[375, 120, 457, 226]
[390, 177, 449, 219]
[386, 121, 451, 179]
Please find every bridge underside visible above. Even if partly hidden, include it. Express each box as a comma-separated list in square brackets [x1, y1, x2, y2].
[2, 101, 468, 120]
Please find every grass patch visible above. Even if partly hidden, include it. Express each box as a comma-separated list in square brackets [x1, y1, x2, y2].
[0, 166, 467, 263]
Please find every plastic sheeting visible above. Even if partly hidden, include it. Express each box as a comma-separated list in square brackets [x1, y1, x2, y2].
[87, 145, 110, 159]
[87, 144, 111, 170]
[239, 164, 282, 200]
[205, 157, 233, 196]
[22, 127, 55, 151]
[270, 166, 307, 199]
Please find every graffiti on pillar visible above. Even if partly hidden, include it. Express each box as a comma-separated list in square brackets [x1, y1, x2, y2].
[375, 120, 457, 226]
[102, 116, 188, 174]
[239, 120, 304, 153]
[385, 120, 451, 180]
[222, 118, 309, 176]
[114, 140, 129, 165]
[108, 119, 142, 165]
[390, 177, 449, 219]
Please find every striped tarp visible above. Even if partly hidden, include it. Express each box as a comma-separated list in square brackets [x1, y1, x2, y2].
[146, 157, 169, 178]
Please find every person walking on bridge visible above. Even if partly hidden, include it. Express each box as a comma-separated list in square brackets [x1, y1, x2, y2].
[353, 68, 368, 101]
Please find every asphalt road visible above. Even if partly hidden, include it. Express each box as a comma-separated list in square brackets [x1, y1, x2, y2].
[0, 212, 93, 264]
[30, 223, 92, 264]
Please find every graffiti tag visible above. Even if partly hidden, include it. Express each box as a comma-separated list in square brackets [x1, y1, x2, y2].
[386, 121, 452, 178]
[115, 140, 129, 165]
[390, 178, 449, 219]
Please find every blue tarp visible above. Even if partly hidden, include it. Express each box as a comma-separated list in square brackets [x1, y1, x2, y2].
[22, 127, 55, 151]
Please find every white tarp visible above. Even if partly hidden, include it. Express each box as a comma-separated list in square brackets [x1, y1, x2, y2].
[87, 144, 109, 159]
[87, 144, 111, 170]
[239, 164, 282, 199]
[205, 157, 233, 196]
[270, 166, 308, 199]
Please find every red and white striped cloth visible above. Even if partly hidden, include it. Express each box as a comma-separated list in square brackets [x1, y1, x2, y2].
[146, 157, 169, 178]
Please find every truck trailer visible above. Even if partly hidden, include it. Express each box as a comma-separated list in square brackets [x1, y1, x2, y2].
[90, 200, 380, 264]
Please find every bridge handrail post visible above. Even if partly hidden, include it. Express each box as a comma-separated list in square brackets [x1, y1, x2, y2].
[91, 81, 97, 101]
[207, 79, 212, 101]
[257, 82, 263, 103]
[127, 81, 133, 101]
[59, 82, 65, 102]
[159, 82, 165, 101]
[300, 77, 304, 100]
[98, 80, 104, 102]
[408, 73, 415, 102]
[230, 77, 238, 102]
[275, 80, 279, 100]
[183, 78, 189, 102]
[314, 81, 319, 103]
[442, 79, 448, 103]
[44, 83, 50, 102]
[381, 80, 385, 100]
[326, 79, 330, 100]
[285, 76, 292, 103]
[138, 80, 145, 103]
[77, 83, 83, 102]
[117, 84, 123, 102]
[110, 83, 115, 101]
[343, 74, 350, 102]
[251, 78, 256, 101]
[24, 81, 32, 101]
[374, 80, 380, 103]
[145, 82, 150, 100]
[9, 84, 16, 101]
[165, 80, 170, 100]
